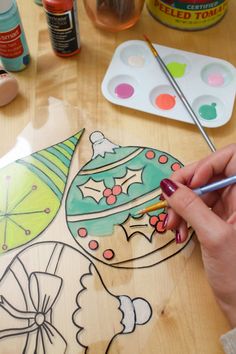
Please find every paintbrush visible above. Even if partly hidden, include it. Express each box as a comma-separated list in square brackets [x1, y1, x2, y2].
[136, 174, 236, 215]
[96, 0, 135, 22]
[143, 35, 216, 153]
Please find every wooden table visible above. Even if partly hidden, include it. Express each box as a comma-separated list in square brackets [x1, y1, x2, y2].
[0, 1, 235, 353]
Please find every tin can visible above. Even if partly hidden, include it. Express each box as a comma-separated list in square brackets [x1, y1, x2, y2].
[146, 0, 228, 31]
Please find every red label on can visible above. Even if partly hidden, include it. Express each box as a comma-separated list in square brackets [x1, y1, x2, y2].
[0, 25, 23, 58]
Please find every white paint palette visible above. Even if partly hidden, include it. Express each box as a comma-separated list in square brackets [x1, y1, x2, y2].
[101, 40, 236, 128]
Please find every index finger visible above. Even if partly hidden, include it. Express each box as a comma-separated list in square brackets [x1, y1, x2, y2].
[171, 144, 236, 189]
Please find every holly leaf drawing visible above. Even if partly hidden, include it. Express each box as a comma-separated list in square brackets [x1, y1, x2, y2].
[121, 214, 154, 242]
[78, 178, 106, 203]
[115, 168, 143, 194]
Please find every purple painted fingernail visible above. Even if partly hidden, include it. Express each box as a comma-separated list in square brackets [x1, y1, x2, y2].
[160, 178, 178, 197]
[162, 214, 168, 229]
[159, 193, 165, 201]
[175, 230, 182, 244]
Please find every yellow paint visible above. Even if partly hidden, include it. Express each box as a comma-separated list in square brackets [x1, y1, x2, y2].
[38, 150, 68, 175]
[0, 163, 59, 253]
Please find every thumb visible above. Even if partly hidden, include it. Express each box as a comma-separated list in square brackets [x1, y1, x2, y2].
[160, 178, 230, 249]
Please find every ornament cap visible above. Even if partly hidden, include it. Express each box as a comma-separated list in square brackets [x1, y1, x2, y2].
[118, 295, 152, 333]
[90, 131, 120, 159]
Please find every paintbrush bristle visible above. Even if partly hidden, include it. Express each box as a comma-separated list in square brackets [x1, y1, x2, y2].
[143, 34, 158, 57]
[133, 210, 142, 216]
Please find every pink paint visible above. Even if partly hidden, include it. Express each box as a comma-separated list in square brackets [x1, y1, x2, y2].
[207, 73, 224, 87]
[89, 240, 99, 250]
[103, 188, 112, 197]
[106, 195, 116, 205]
[171, 162, 181, 171]
[78, 228, 87, 238]
[115, 83, 134, 99]
[145, 150, 155, 159]
[103, 249, 115, 260]
[112, 185, 122, 195]
[158, 155, 168, 164]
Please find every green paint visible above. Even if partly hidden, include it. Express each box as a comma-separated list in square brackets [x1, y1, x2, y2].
[166, 62, 187, 78]
[66, 147, 183, 237]
[199, 103, 217, 120]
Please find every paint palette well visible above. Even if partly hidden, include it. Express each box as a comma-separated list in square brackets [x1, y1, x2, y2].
[101, 40, 236, 128]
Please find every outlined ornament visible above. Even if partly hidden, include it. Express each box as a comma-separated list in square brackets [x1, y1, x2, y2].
[0, 241, 152, 354]
[0, 130, 84, 254]
[66, 131, 194, 268]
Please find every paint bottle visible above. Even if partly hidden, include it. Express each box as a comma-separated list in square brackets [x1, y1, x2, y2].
[146, 0, 228, 31]
[42, 0, 81, 57]
[0, 0, 30, 71]
[0, 66, 19, 106]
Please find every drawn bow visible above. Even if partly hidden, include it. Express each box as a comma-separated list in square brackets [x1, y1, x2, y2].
[0, 272, 67, 354]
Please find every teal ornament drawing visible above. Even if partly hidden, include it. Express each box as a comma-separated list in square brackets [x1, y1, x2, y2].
[66, 131, 193, 268]
[0, 130, 84, 253]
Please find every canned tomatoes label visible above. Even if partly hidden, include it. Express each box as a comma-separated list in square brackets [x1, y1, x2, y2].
[146, 0, 228, 30]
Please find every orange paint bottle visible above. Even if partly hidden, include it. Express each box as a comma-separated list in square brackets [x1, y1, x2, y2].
[42, 0, 81, 56]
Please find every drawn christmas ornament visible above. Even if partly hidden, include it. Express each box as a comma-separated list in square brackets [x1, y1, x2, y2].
[66, 131, 193, 268]
[0, 241, 152, 354]
[73, 263, 152, 354]
[0, 130, 84, 254]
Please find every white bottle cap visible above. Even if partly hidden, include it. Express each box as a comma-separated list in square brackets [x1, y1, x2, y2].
[0, 69, 19, 107]
[0, 0, 13, 14]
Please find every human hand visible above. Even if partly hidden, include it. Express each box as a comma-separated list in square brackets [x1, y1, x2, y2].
[160, 144, 236, 328]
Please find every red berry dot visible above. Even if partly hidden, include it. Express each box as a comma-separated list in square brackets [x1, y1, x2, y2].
[150, 216, 158, 226]
[89, 240, 99, 250]
[158, 155, 168, 164]
[103, 249, 115, 260]
[171, 162, 181, 171]
[145, 150, 155, 159]
[112, 185, 122, 196]
[103, 188, 112, 197]
[107, 195, 116, 205]
[156, 221, 165, 233]
[78, 228, 87, 238]
[158, 213, 167, 221]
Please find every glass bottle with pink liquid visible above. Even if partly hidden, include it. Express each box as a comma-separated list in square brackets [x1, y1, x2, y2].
[83, 0, 145, 32]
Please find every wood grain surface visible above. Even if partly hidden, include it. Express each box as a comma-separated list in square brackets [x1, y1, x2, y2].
[0, 1, 235, 353]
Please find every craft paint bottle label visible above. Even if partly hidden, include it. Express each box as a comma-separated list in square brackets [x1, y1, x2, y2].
[0, 0, 30, 71]
[43, 0, 81, 56]
[0, 25, 24, 58]
[146, 0, 228, 30]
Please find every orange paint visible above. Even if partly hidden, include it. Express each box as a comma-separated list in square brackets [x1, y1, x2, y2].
[155, 93, 176, 110]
